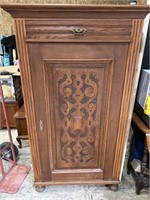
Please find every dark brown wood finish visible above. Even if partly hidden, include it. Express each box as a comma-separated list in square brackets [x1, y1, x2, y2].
[14, 105, 28, 148]
[0, 4, 149, 19]
[0, 102, 19, 128]
[1, 4, 149, 189]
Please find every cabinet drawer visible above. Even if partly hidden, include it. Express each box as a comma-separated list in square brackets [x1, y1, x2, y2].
[25, 19, 132, 43]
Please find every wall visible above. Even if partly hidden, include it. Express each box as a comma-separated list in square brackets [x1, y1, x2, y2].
[0, 0, 147, 36]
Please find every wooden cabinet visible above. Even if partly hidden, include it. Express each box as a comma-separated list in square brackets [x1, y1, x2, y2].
[0, 102, 19, 128]
[14, 105, 28, 148]
[0, 73, 23, 128]
[1, 4, 149, 191]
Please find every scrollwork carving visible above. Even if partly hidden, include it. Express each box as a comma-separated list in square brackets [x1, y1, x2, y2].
[57, 68, 100, 167]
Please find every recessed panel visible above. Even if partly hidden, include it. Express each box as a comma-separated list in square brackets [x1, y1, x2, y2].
[44, 60, 113, 174]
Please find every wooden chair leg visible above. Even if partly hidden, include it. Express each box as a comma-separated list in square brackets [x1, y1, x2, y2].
[16, 137, 22, 148]
[127, 132, 136, 174]
[135, 145, 148, 195]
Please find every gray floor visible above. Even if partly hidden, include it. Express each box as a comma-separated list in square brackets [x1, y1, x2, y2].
[0, 129, 149, 200]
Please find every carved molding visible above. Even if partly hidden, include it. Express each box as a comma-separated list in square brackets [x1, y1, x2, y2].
[112, 19, 144, 180]
[1, 4, 149, 19]
[14, 19, 42, 181]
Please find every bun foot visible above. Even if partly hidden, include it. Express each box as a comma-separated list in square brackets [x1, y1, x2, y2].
[35, 186, 45, 192]
[105, 184, 119, 191]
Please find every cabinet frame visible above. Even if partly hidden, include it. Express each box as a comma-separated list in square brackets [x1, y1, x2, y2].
[1, 4, 149, 188]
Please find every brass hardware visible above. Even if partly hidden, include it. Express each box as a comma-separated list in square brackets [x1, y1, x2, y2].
[39, 120, 44, 131]
[71, 27, 86, 36]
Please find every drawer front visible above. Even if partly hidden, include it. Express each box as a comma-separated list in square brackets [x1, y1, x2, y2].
[25, 19, 132, 43]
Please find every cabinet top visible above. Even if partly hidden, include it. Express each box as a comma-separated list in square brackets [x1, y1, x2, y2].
[0, 4, 149, 19]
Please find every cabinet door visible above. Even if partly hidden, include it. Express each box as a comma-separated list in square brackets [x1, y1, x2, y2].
[28, 39, 128, 182]
[44, 60, 113, 181]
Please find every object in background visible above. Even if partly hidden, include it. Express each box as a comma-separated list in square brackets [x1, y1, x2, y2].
[0, 35, 5, 66]
[134, 101, 150, 128]
[127, 113, 150, 195]
[0, 75, 15, 101]
[144, 94, 150, 115]
[3, 53, 10, 66]
[13, 59, 19, 66]
[136, 69, 150, 109]
[0, 82, 30, 194]
[0, 142, 18, 161]
[129, 0, 137, 4]
[1, 35, 18, 66]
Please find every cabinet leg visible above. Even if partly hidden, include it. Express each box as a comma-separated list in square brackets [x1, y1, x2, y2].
[35, 186, 45, 192]
[105, 184, 119, 191]
[16, 137, 22, 148]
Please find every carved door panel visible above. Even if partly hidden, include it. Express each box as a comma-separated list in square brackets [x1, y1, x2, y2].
[27, 40, 128, 182]
[44, 60, 113, 181]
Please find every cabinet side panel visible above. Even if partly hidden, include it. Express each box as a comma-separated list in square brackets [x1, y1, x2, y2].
[112, 19, 143, 180]
[14, 19, 42, 181]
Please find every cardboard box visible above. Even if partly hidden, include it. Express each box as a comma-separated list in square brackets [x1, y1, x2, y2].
[136, 69, 150, 109]
[0, 75, 15, 102]
[131, 159, 149, 175]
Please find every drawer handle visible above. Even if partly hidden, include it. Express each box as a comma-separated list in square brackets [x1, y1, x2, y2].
[71, 27, 86, 36]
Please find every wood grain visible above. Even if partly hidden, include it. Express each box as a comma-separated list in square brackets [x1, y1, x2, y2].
[14, 19, 43, 181]
[1, 4, 149, 19]
[25, 19, 132, 43]
[0, 102, 19, 128]
[112, 20, 144, 180]
[2, 4, 148, 188]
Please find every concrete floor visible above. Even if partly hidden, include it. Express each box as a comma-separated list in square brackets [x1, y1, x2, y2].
[0, 129, 149, 200]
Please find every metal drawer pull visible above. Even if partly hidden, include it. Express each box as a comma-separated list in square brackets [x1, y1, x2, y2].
[71, 27, 86, 36]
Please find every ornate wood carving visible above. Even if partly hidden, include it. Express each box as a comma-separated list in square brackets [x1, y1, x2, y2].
[44, 60, 113, 170]
[59, 70, 99, 167]
[59, 67, 100, 168]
